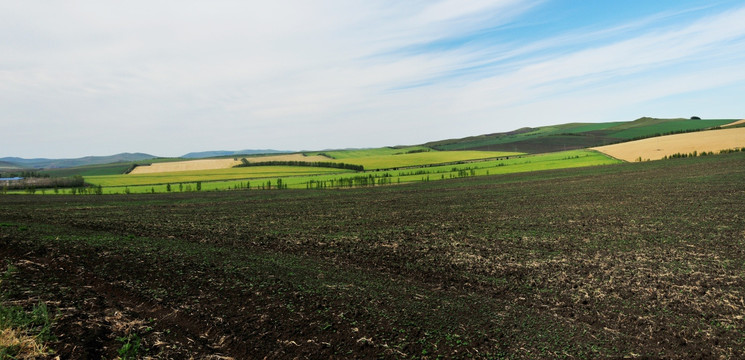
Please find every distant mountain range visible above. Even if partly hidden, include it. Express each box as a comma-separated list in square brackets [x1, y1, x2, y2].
[0, 150, 291, 170]
[0, 153, 156, 170]
[2, 117, 738, 171]
[181, 149, 290, 159]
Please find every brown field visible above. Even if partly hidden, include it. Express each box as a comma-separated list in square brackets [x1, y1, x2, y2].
[3, 153, 745, 358]
[722, 119, 745, 127]
[591, 127, 745, 161]
[129, 154, 329, 174]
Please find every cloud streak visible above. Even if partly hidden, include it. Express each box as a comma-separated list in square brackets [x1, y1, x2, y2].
[1, 0, 744, 157]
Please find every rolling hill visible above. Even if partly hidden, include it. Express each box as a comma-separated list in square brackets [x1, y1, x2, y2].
[0, 153, 155, 170]
[424, 117, 738, 153]
[3, 117, 741, 178]
[592, 127, 745, 161]
[181, 149, 290, 159]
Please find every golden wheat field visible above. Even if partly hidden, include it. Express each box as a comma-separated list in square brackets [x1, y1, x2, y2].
[591, 127, 745, 161]
[129, 154, 330, 174]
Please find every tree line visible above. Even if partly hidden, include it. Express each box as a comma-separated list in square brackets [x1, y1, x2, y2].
[235, 159, 364, 171]
[1, 175, 85, 191]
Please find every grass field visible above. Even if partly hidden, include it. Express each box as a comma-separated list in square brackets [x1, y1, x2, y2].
[2, 152, 744, 358]
[592, 127, 745, 161]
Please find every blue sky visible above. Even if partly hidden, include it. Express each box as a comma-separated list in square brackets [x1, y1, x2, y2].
[1, 0, 744, 158]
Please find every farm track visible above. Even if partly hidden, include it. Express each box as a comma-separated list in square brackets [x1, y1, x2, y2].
[2, 152, 745, 358]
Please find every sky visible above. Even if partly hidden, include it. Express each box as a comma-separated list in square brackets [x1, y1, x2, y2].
[2, 0, 745, 158]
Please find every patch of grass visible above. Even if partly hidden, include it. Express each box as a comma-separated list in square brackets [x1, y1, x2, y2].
[117, 333, 143, 360]
[0, 264, 54, 359]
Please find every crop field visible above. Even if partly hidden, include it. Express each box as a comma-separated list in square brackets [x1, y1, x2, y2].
[329, 150, 522, 170]
[130, 154, 332, 174]
[592, 127, 745, 161]
[305, 146, 434, 159]
[86, 166, 350, 187]
[75, 150, 618, 194]
[129, 158, 242, 174]
[2, 152, 745, 358]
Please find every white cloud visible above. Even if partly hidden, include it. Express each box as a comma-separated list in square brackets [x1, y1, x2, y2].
[1, 1, 744, 157]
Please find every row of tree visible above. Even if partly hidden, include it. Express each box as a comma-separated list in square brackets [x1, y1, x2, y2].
[0, 175, 85, 191]
[236, 159, 364, 171]
[0, 171, 51, 179]
[662, 147, 743, 160]
[306, 173, 395, 189]
[163, 182, 203, 192]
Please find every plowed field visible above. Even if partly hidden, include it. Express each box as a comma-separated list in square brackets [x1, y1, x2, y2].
[2, 152, 745, 358]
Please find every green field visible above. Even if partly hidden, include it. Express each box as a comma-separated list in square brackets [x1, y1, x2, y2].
[305, 146, 433, 159]
[329, 150, 521, 170]
[76, 149, 619, 194]
[6, 117, 740, 195]
[609, 119, 735, 139]
[86, 166, 350, 187]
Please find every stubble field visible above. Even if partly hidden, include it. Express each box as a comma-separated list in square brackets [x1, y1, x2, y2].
[1, 152, 745, 358]
[592, 127, 745, 161]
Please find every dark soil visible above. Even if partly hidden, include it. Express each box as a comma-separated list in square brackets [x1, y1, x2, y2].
[2, 153, 745, 359]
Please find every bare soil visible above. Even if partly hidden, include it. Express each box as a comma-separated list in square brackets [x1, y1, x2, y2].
[2, 152, 745, 358]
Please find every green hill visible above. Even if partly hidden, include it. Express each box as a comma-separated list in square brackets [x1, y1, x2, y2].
[425, 117, 737, 153]
[0, 152, 156, 169]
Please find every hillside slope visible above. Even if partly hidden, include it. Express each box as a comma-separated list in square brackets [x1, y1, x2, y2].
[0, 153, 155, 169]
[591, 127, 745, 161]
[425, 118, 737, 154]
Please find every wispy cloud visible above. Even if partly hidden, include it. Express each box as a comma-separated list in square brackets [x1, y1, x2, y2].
[1, 1, 744, 157]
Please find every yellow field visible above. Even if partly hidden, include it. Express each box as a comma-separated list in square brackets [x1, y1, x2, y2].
[130, 154, 329, 174]
[592, 128, 745, 161]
